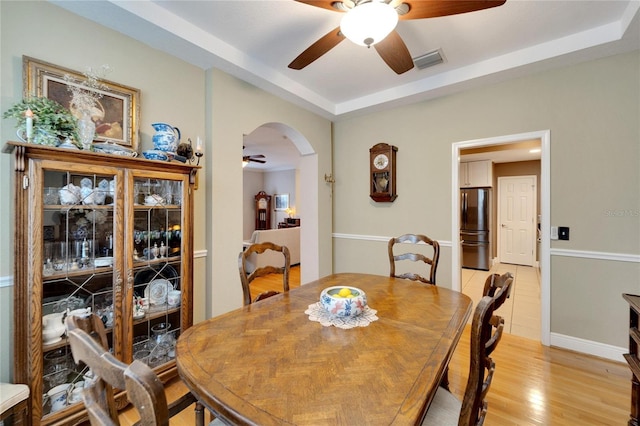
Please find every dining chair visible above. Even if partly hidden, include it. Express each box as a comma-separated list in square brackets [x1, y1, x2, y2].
[66, 315, 206, 426]
[388, 234, 440, 284]
[422, 275, 513, 425]
[483, 272, 514, 298]
[0, 382, 29, 426]
[239, 242, 291, 305]
[66, 313, 118, 420]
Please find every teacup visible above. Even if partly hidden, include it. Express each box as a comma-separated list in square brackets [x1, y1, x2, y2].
[69, 387, 84, 404]
[48, 383, 71, 412]
[167, 290, 181, 307]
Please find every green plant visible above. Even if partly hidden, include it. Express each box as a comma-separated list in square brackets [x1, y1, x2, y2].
[3, 97, 78, 145]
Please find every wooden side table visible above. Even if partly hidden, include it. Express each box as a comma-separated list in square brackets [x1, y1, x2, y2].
[278, 218, 300, 228]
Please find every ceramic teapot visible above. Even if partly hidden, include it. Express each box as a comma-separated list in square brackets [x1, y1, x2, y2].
[151, 123, 181, 153]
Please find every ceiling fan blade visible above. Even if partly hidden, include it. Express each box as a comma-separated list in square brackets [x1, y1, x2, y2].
[249, 159, 267, 164]
[294, 0, 343, 12]
[289, 26, 345, 70]
[374, 30, 414, 75]
[251, 154, 266, 159]
[400, 0, 506, 20]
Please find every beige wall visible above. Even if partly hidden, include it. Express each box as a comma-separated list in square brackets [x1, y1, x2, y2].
[333, 51, 640, 349]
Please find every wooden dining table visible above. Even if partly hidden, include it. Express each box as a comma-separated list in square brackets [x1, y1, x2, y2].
[176, 273, 472, 425]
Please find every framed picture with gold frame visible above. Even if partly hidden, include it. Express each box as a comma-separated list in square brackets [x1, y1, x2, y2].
[22, 55, 140, 151]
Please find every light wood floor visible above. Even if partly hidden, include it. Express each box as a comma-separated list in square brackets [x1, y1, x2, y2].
[120, 266, 631, 425]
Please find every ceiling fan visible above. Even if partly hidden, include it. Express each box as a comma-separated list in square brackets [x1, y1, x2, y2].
[243, 146, 266, 166]
[289, 0, 507, 74]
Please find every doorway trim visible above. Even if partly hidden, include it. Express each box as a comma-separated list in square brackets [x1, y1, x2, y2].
[451, 130, 550, 345]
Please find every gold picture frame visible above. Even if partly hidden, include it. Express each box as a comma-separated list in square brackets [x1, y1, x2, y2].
[23, 56, 140, 151]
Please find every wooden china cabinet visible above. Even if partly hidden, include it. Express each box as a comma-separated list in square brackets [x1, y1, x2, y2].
[3, 141, 198, 425]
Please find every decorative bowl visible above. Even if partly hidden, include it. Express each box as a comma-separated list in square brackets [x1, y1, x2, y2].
[142, 150, 169, 161]
[320, 286, 367, 317]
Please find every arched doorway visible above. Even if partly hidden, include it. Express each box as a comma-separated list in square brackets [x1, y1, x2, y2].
[242, 122, 319, 283]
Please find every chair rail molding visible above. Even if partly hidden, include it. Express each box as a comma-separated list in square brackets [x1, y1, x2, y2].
[549, 248, 640, 263]
[333, 233, 639, 263]
[333, 233, 452, 247]
[0, 275, 12, 288]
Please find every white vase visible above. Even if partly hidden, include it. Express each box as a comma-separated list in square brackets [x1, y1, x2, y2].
[77, 111, 96, 150]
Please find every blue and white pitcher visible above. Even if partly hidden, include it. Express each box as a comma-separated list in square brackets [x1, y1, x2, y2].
[152, 123, 181, 152]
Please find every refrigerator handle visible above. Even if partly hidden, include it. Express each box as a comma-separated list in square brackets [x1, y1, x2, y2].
[461, 192, 467, 226]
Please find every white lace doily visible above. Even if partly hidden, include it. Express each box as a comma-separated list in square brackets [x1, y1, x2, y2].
[305, 302, 378, 329]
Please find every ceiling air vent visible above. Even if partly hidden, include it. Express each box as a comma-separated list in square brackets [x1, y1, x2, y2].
[413, 49, 445, 70]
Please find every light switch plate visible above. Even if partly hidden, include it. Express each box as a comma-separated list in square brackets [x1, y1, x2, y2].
[550, 226, 558, 240]
[558, 226, 570, 240]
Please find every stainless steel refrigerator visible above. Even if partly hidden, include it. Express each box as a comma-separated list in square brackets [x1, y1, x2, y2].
[460, 188, 491, 270]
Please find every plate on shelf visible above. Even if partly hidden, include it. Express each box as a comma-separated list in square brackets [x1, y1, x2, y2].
[93, 142, 137, 157]
[144, 279, 172, 305]
[134, 264, 179, 297]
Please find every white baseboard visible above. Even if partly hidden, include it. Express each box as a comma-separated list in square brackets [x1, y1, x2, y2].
[550, 332, 626, 363]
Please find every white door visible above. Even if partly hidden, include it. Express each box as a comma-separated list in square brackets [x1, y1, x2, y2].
[498, 176, 536, 266]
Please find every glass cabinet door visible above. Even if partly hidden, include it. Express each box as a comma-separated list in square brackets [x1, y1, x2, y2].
[128, 176, 185, 370]
[41, 168, 120, 417]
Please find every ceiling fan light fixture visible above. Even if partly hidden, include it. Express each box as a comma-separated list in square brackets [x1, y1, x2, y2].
[340, 2, 398, 47]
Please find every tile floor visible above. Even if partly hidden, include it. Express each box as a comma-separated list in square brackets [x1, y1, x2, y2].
[461, 263, 541, 341]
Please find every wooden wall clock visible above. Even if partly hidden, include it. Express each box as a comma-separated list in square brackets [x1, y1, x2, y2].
[369, 143, 398, 202]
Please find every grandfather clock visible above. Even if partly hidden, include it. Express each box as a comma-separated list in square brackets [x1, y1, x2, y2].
[370, 143, 398, 202]
[255, 191, 272, 230]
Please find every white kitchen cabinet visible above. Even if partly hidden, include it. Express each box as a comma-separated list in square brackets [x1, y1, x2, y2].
[460, 160, 493, 187]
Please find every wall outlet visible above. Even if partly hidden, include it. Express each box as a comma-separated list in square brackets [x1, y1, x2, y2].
[550, 226, 558, 240]
[558, 226, 570, 240]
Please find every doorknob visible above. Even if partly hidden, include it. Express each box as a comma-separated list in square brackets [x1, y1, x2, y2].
[501, 224, 506, 228]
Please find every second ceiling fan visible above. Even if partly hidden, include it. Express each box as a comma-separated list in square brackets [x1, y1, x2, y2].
[289, 0, 507, 75]
[243, 146, 266, 165]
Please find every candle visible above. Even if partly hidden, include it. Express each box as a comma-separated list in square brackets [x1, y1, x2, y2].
[196, 137, 203, 155]
[25, 108, 33, 142]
